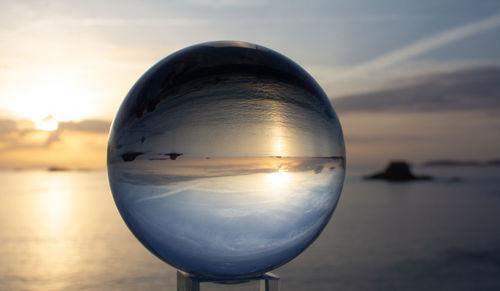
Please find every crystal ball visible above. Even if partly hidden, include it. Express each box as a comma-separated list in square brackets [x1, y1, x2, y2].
[107, 41, 345, 279]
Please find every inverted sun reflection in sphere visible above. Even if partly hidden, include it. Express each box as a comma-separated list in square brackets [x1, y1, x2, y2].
[107, 41, 345, 279]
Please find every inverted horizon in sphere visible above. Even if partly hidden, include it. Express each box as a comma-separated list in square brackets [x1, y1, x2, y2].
[108, 41, 345, 278]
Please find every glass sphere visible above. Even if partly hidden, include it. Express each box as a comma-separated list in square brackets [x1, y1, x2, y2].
[107, 41, 345, 279]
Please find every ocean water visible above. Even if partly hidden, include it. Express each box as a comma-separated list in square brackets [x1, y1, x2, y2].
[1, 165, 500, 290]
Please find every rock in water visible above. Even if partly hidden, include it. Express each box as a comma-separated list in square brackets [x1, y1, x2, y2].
[365, 161, 432, 181]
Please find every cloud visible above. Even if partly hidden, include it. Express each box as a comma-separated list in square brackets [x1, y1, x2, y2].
[335, 13, 500, 80]
[39, 119, 111, 148]
[333, 66, 500, 113]
[0, 119, 17, 135]
[58, 119, 111, 133]
[79, 18, 208, 27]
[0, 118, 111, 150]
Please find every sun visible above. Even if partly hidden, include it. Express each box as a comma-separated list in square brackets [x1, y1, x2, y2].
[35, 116, 59, 131]
[3, 70, 98, 123]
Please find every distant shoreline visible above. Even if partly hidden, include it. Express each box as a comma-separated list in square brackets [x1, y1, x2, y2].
[423, 159, 500, 167]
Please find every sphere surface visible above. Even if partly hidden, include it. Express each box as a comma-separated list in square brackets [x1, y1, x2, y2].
[107, 41, 345, 278]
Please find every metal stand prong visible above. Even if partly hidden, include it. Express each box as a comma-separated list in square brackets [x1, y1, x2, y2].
[259, 272, 280, 291]
[177, 271, 200, 291]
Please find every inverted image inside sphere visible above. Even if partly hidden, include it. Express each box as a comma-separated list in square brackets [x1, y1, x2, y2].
[107, 41, 345, 279]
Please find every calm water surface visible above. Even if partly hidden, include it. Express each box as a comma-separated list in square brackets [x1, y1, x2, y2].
[1, 166, 500, 290]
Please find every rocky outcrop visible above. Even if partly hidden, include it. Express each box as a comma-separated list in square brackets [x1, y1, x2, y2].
[121, 152, 143, 162]
[365, 161, 432, 182]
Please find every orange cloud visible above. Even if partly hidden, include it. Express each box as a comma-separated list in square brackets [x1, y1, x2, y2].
[0, 119, 110, 169]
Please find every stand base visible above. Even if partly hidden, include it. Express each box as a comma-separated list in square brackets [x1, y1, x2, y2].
[177, 271, 280, 291]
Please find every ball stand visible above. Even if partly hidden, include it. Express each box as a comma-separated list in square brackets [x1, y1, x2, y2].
[177, 271, 280, 291]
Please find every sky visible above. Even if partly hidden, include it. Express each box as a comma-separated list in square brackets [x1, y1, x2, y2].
[1, 0, 499, 168]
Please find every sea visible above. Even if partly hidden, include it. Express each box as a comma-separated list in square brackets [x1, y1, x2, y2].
[1, 165, 499, 291]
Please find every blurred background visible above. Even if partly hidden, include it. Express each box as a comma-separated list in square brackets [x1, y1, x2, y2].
[1, 1, 499, 290]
